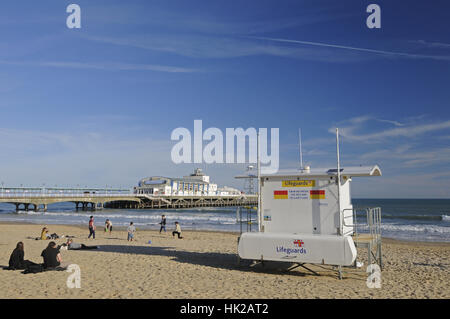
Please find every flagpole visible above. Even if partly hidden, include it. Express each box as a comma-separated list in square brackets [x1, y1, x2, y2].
[336, 128, 342, 236]
[257, 131, 262, 232]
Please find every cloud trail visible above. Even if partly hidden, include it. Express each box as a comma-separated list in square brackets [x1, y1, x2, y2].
[249, 36, 450, 62]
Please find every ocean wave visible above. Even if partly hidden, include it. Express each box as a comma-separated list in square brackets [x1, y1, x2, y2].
[356, 213, 450, 222]
[380, 223, 450, 234]
[9, 210, 239, 224]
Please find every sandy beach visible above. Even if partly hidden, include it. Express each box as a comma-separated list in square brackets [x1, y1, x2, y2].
[0, 222, 448, 299]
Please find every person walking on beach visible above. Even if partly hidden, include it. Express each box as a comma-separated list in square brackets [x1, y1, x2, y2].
[159, 215, 166, 233]
[172, 221, 183, 239]
[88, 216, 96, 239]
[127, 222, 136, 241]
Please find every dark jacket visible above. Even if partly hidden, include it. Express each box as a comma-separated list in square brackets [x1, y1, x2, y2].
[41, 247, 60, 269]
[8, 249, 26, 270]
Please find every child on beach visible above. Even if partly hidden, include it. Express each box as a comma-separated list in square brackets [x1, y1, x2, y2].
[105, 219, 112, 233]
[127, 222, 136, 241]
[88, 216, 96, 239]
[172, 221, 183, 239]
[159, 215, 166, 233]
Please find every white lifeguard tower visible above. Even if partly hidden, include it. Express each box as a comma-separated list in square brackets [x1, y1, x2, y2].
[235, 129, 382, 279]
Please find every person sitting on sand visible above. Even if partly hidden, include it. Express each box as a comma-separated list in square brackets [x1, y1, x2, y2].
[8, 242, 36, 270]
[40, 227, 59, 240]
[64, 239, 98, 250]
[172, 221, 183, 239]
[41, 241, 66, 269]
[127, 222, 136, 241]
[41, 227, 50, 240]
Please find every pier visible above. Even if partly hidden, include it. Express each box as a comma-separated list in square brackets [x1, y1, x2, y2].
[0, 187, 257, 211]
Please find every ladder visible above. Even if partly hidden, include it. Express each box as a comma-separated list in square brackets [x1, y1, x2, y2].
[351, 207, 383, 270]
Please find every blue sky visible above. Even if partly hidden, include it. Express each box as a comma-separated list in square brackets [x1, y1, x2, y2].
[0, 0, 449, 198]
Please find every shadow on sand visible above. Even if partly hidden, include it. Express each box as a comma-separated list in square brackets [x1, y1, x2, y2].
[83, 245, 362, 279]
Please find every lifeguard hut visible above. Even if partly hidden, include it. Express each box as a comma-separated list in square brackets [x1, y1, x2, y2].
[236, 129, 382, 278]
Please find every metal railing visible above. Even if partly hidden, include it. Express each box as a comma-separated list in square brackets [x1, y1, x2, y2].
[0, 193, 136, 198]
[344, 207, 382, 269]
[236, 206, 258, 234]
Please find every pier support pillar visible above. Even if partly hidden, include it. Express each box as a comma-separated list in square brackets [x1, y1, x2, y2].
[24, 204, 29, 211]
[15, 204, 19, 212]
[43, 204, 48, 212]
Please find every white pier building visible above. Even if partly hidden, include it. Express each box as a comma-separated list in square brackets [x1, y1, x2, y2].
[134, 168, 241, 196]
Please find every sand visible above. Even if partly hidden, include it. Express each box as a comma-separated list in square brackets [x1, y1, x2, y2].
[0, 222, 448, 299]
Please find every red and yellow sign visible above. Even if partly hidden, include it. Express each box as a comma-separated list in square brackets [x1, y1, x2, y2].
[282, 180, 315, 187]
[310, 190, 325, 199]
[273, 190, 288, 199]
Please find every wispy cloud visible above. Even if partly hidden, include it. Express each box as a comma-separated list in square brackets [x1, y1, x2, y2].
[249, 36, 450, 62]
[413, 40, 450, 49]
[359, 145, 450, 167]
[0, 60, 200, 73]
[337, 119, 450, 142]
[84, 34, 372, 63]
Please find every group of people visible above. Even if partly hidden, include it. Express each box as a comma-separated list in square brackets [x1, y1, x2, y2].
[7, 213, 184, 272]
[159, 215, 183, 239]
[8, 237, 98, 272]
[87, 215, 183, 241]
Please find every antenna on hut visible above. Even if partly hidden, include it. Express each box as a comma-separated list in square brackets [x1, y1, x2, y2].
[299, 128, 304, 170]
[257, 130, 262, 232]
[336, 127, 342, 236]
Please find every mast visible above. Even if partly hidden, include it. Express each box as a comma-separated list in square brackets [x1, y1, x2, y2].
[257, 131, 262, 232]
[299, 128, 304, 170]
[336, 128, 342, 235]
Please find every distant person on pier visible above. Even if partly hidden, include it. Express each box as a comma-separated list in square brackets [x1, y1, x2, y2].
[88, 216, 96, 239]
[127, 222, 136, 241]
[172, 221, 183, 239]
[159, 215, 166, 233]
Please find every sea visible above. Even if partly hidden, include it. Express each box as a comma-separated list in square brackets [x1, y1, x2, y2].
[0, 199, 449, 242]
